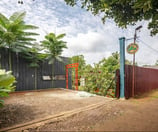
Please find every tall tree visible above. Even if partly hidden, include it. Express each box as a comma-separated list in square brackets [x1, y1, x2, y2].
[64, 0, 158, 36]
[41, 33, 67, 87]
[0, 11, 39, 70]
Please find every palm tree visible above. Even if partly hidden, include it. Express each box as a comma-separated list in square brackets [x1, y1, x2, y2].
[0, 11, 39, 70]
[41, 33, 67, 87]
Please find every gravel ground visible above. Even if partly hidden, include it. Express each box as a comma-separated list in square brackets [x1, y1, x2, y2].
[30, 91, 158, 131]
[1, 89, 158, 132]
[0, 88, 113, 129]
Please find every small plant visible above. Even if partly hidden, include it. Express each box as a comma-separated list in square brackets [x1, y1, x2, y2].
[0, 69, 15, 107]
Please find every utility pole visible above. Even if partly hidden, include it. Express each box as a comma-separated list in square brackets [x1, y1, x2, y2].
[132, 25, 142, 97]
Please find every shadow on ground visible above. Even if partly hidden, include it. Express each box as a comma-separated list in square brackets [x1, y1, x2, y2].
[0, 104, 35, 128]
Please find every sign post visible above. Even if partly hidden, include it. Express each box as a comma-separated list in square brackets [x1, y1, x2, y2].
[127, 43, 139, 97]
[127, 25, 142, 97]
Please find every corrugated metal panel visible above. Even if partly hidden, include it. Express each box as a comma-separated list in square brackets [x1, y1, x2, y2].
[0, 48, 71, 91]
[116, 65, 158, 99]
[135, 66, 158, 95]
[115, 69, 120, 98]
[37, 60, 52, 89]
[0, 48, 9, 70]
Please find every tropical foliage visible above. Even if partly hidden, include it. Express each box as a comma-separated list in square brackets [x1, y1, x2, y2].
[0, 11, 68, 91]
[71, 52, 119, 97]
[41, 33, 67, 64]
[0, 11, 39, 70]
[0, 69, 15, 107]
[64, 0, 158, 36]
[0, 11, 69, 106]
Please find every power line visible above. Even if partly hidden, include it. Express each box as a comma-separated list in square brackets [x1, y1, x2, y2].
[137, 38, 158, 54]
[125, 36, 140, 42]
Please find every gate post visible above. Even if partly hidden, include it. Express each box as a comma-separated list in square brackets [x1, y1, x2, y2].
[119, 37, 125, 98]
[75, 67, 78, 90]
[66, 67, 68, 89]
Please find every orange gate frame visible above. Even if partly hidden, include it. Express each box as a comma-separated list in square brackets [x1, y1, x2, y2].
[65, 63, 79, 90]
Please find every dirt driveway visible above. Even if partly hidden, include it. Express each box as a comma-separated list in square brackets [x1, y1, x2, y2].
[0, 88, 112, 130]
[34, 90, 158, 132]
[1, 89, 158, 131]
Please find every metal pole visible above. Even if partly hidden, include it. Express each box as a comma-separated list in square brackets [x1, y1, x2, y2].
[119, 37, 125, 98]
[75, 67, 78, 90]
[132, 25, 142, 97]
[132, 53, 135, 97]
[132, 30, 136, 97]
[66, 67, 68, 89]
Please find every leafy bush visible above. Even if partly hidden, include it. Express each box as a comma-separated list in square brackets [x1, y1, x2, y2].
[71, 52, 119, 97]
[80, 52, 119, 97]
[0, 69, 15, 107]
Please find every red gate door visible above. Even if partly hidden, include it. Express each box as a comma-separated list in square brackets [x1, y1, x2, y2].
[65, 63, 79, 90]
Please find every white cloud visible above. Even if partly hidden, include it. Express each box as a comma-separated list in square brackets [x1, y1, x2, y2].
[0, 0, 158, 66]
[66, 31, 109, 53]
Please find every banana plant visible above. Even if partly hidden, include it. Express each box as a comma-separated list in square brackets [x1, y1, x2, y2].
[0, 11, 39, 70]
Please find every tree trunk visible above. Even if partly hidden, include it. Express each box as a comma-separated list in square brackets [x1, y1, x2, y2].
[9, 50, 12, 71]
[34, 68, 37, 90]
[52, 64, 54, 88]
[16, 52, 19, 78]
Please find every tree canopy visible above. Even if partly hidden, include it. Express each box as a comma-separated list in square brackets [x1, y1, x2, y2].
[0, 11, 39, 70]
[41, 33, 67, 64]
[64, 0, 158, 36]
[0, 11, 39, 51]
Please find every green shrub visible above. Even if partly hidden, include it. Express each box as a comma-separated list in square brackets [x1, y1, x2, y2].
[71, 52, 119, 97]
[0, 69, 15, 107]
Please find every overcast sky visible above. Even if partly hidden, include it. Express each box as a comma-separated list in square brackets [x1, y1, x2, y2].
[0, 0, 158, 66]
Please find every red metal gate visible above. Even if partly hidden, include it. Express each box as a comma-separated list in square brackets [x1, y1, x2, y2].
[65, 63, 79, 90]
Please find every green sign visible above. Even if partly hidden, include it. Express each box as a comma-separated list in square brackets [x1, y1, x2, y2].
[127, 43, 139, 54]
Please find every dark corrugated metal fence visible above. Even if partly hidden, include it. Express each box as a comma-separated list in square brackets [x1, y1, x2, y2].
[0, 48, 72, 91]
[116, 65, 158, 99]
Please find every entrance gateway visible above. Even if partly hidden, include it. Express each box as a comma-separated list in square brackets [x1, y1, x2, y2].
[65, 63, 79, 90]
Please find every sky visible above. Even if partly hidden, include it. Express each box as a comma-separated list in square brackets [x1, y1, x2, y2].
[0, 0, 158, 66]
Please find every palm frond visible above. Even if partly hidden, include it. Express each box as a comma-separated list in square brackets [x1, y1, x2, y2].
[22, 32, 39, 36]
[41, 40, 50, 46]
[21, 25, 39, 30]
[56, 56, 63, 62]
[17, 37, 37, 41]
[0, 13, 9, 28]
[56, 33, 66, 39]
[0, 25, 6, 32]
[9, 11, 26, 23]
[41, 32, 67, 65]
